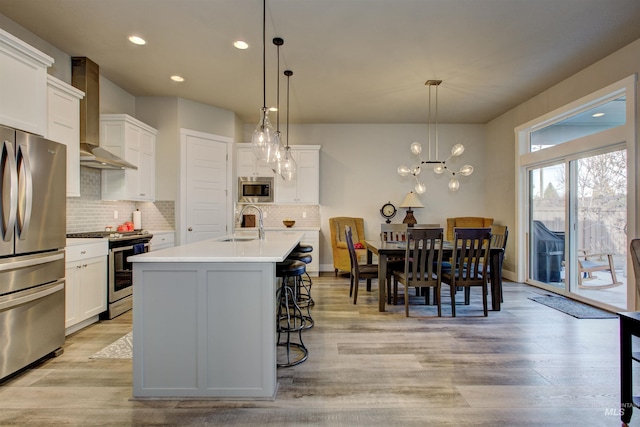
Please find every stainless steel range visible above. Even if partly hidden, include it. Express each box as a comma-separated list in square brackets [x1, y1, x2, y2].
[66, 230, 153, 319]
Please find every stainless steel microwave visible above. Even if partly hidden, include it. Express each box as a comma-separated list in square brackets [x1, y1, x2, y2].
[238, 177, 274, 203]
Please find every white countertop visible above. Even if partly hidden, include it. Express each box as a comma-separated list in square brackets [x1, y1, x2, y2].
[128, 232, 304, 263]
[235, 226, 320, 232]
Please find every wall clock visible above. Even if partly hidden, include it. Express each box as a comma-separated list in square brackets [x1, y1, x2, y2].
[380, 201, 397, 223]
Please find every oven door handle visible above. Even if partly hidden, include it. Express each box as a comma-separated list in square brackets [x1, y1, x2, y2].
[110, 242, 150, 254]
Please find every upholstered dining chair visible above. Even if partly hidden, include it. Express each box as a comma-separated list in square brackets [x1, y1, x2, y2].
[345, 225, 379, 304]
[446, 217, 493, 241]
[441, 227, 491, 317]
[392, 227, 444, 317]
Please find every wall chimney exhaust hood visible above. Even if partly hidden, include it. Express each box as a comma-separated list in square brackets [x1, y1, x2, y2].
[71, 57, 137, 170]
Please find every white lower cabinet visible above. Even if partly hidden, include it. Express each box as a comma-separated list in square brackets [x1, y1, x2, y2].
[65, 241, 108, 335]
[150, 231, 175, 251]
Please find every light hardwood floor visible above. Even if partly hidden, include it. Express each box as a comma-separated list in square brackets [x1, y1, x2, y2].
[0, 276, 636, 426]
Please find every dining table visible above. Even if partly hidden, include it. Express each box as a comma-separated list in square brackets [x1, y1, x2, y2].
[364, 240, 505, 312]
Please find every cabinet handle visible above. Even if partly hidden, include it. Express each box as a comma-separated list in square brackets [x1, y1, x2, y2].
[81, 250, 86, 254]
[188, 227, 193, 231]
[76, 265, 82, 269]
[82, 264, 88, 268]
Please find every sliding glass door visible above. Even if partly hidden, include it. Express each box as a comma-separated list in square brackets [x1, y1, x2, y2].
[527, 149, 627, 309]
[529, 163, 566, 289]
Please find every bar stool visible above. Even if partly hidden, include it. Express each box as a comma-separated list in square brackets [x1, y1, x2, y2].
[287, 251, 314, 328]
[276, 259, 308, 367]
[290, 243, 314, 303]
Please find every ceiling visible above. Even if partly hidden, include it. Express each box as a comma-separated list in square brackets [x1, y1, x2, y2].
[1, 0, 640, 125]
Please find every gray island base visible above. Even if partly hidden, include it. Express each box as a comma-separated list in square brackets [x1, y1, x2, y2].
[129, 233, 303, 399]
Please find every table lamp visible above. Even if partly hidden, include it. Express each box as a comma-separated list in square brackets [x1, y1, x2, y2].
[399, 191, 424, 227]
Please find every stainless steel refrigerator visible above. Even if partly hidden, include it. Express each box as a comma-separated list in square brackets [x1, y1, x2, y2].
[0, 125, 67, 381]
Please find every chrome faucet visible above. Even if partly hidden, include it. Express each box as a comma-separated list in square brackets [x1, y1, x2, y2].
[239, 204, 265, 240]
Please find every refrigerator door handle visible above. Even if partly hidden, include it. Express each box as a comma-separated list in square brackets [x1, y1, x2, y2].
[0, 280, 64, 312]
[1, 140, 18, 243]
[0, 250, 65, 273]
[16, 143, 33, 240]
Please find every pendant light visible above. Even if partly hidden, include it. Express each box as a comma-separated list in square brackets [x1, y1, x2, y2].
[280, 69, 297, 181]
[251, 0, 280, 163]
[271, 37, 285, 173]
[397, 80, 473, 192]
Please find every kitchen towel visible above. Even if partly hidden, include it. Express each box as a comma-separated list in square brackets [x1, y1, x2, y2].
[133, 243, 146, 255]
[133, 210, 142, 230]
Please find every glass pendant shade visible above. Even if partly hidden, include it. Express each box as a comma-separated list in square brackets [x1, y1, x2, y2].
[451, 143, 465, 157]
[252, 108, 280, 162]
[433, 163, 445, 174]
[397, 165, 411, 176]
[271, 134, 284, 173]
[459, 164, 474, 176]
[448, 178, 460, 191]
[410, 142, 422, 156]
[410, 165, 421, 176]
[280, 146, 297, 181]
[415, 182, 427, 194]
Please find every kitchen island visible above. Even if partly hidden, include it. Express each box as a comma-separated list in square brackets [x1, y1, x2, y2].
[128, 232, 303, 399]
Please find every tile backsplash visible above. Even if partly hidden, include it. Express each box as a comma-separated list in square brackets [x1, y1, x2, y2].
[67, 168, 319, 233]
[66, 167, 175, 233]
[235, 203, 320, 228]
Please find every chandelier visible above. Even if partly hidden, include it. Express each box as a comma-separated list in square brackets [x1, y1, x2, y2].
[397, 80, 473, 192]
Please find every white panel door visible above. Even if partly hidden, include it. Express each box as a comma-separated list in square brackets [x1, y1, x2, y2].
[185, 133, 228, 244]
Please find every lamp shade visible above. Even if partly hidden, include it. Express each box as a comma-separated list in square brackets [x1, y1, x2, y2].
[399, 191, 424, 208]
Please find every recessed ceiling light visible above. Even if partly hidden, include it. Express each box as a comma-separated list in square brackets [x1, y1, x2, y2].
[592, 112, 605, 117]
[128, 35, 146, 46]
[170, 75, 185, 82]
[233, 40, 249, 50]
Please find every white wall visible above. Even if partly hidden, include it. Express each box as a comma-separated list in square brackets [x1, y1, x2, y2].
[99, 75, 136, 115]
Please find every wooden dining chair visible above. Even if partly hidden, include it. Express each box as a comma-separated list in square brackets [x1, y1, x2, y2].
[488, 225, 508, 302]
[441, 227, 491, 317]
[392, 227, 444, 317]
[380, 223, 408, 242]
[345, 225, 379, 304]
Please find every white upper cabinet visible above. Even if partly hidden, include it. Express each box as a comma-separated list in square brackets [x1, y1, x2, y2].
[47, 75, 84, 197]
[275, 146, 320, 204]
[0, 28, 53, 136]
[100, 114, 157, 201]
[236, 143, 275, 177]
